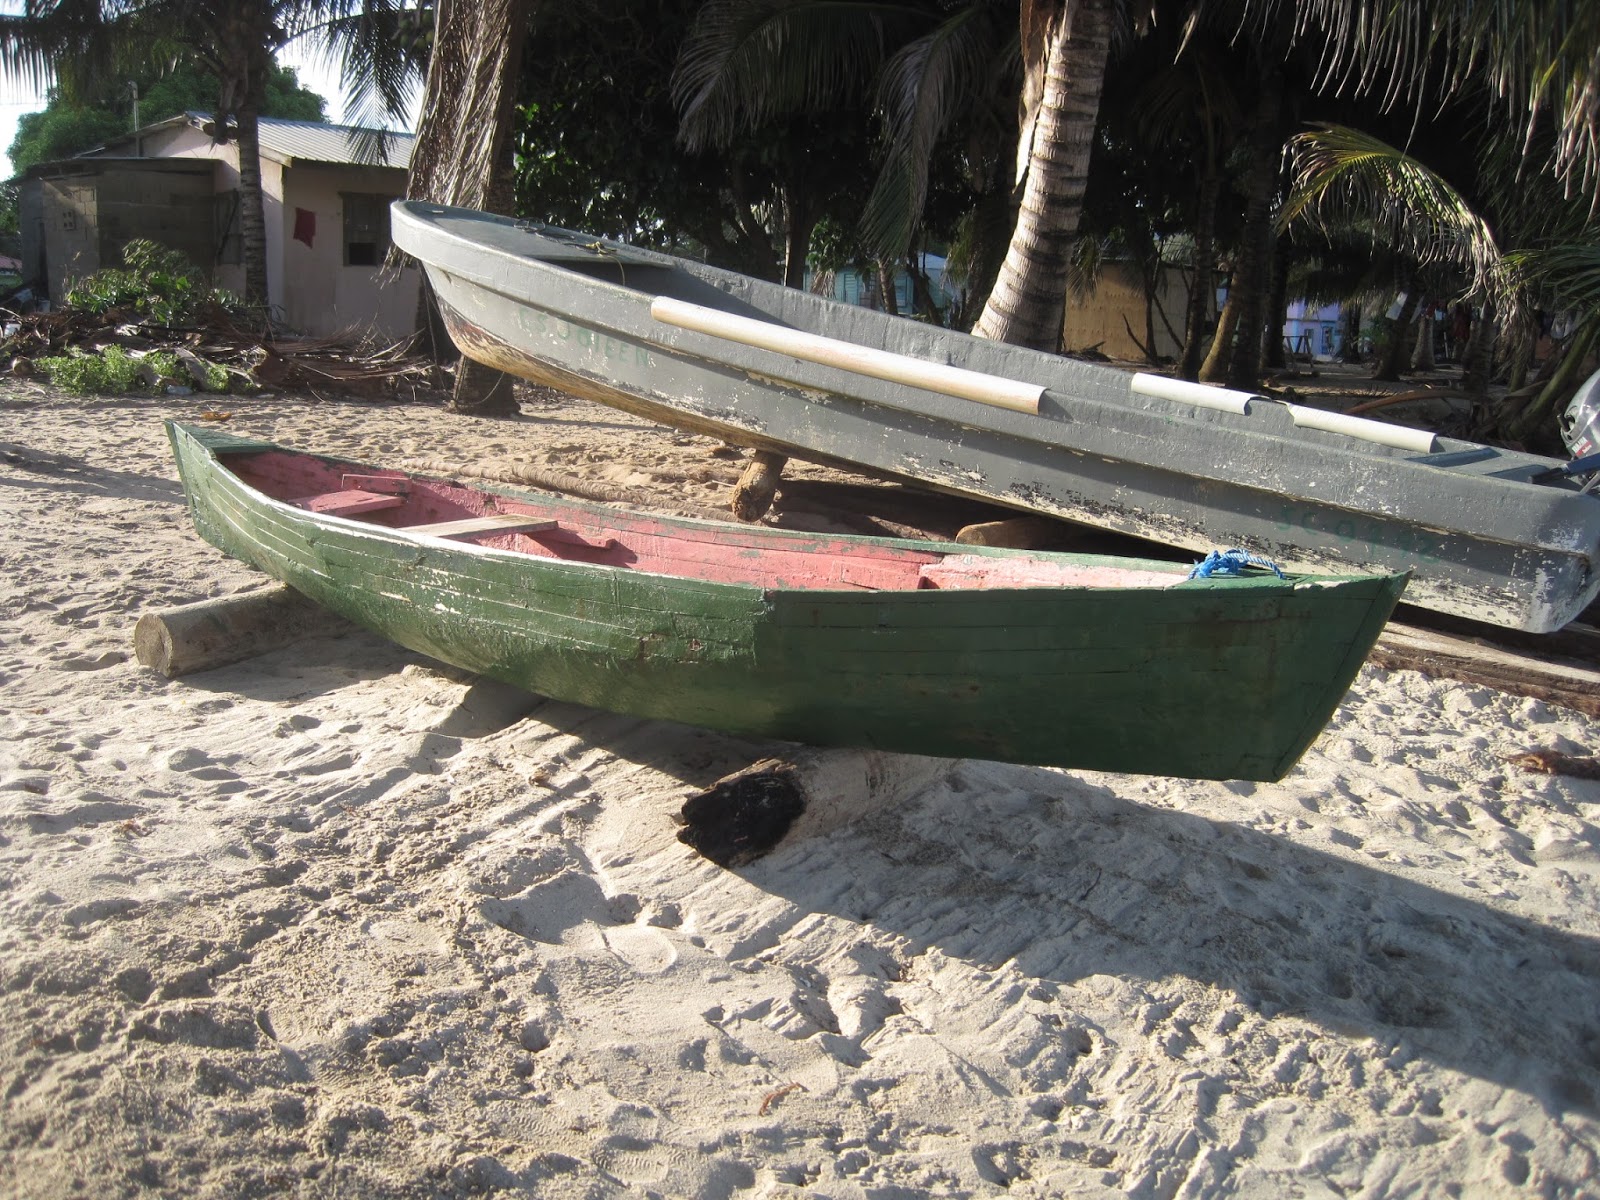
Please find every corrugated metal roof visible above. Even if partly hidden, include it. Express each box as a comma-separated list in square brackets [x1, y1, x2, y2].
[254, 117, 414, 169]
[70, 112, 414, 170]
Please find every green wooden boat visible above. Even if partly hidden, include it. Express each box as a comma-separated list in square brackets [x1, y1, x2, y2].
[166, 421, 1406, 781]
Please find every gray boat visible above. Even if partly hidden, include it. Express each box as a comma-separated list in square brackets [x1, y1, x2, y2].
[392, 200, 1600, 632]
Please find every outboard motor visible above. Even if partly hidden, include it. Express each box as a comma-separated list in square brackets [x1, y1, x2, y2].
[1539, 366, 1600, 490]
[1561, 366, 1600, 458]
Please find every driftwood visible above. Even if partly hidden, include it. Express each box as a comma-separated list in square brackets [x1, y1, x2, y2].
[1344, 388, 1474, 415]
[133, 585, 352, 678]
[731, 450, 787, 522]
[1505, 750, 1600, 780]
[1372, 622, 1600, 717]
[678, 748, 955, 867]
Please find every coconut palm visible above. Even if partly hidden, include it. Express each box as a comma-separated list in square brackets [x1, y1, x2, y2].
[0, 0, 423, 307]
[967, 0, 1116, 348]
[1284, 0, 1600, 197]
[674, 0, 1017, 296]
[403, 0, 534, 413]
[1111, 23, 1247, 378]
[1283, 120, 1599, 444]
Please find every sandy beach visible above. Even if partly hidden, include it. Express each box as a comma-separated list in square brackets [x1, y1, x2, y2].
[3, 379, 1599, 1198]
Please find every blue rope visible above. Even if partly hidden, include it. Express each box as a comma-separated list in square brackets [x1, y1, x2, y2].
[1187, 548, 1286, 580]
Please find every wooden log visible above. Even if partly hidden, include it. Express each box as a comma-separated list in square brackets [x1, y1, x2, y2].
[1371, 622, 1600, 718]
[731, 450, 787, 522]
[133, 585, 353, 678]
[677, 747, 955, 867]
[955, 515, 1064, 549]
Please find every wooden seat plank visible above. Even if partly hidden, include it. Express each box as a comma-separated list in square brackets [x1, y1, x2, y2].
[407, 513, 560, 538]
[293, 489, 406, 516]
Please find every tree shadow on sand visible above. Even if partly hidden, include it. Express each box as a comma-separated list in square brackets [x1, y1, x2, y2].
[1, 441, 187, 505]
[504, 700, 1600, 1117]
[729, 758, 1600, 1117]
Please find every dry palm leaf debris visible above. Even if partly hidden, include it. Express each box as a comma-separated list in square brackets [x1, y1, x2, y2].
[2, 305, 440, 400]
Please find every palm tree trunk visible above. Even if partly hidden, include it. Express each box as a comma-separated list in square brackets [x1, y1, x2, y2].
[1411, 302, 1437, 370]
[407, 0, 536, 415]
[204, 10, 273, 313]
[780, 176, 814, 289]
[972, 0, 1113, 351]
[1461, 301, 1496, 398]
[1179, 169, 1220, 380]
[907, 253, 941, 322]
[1223, 62, 1284, 390]
[1339, 303, 1362, 362]
[1199, 288, 1239, 382]
[235, 104, 269, 309]
[1504, 312, 1539, 392]
[1262, 235, 1290, 370]
[1510, 315, 1598, 444]
[1143, 271, 1159, 365]
[876, 260, 899, 316]
[1375, 291, 1420, 380]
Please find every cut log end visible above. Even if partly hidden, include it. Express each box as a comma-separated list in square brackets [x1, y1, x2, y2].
[133, 585, 352, 678]
[131, 614, 179, 677]
[677, 748, 956, 867]
[677, 761, 807, 867]
[955, 515, 1064, 549]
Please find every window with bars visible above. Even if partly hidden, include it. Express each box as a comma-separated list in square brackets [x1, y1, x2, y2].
[341, 193, 391, 266]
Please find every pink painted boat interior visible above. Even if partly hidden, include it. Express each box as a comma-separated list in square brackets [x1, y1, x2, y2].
[226, 450, 1188, 592]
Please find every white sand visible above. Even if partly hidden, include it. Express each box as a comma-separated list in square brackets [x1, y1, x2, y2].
[3, 382, 1599, 1198]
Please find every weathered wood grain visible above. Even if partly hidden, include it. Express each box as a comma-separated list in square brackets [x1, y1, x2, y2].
[1373, 623, 1600, 717]
[133, 585, 353, 678]
[165, 422, 1409, 781]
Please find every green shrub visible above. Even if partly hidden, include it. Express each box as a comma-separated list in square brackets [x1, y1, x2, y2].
[143, 349, 181, 380]
[37, 344, 237, 395]
[64, 238, 240, 325]
[38, 346, 144, 393]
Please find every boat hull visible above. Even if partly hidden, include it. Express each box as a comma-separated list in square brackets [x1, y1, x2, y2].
[169, 422, 1404, 781]
[391, 201, 1600, 633]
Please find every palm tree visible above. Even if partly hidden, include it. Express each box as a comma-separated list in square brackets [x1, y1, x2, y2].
[969, 0, 1113, 349]
[0, 1, 421, 307]
[1109, 23, 1247, 378]
[1283, 0, 1600, 197]
[674, 0, 1017, 294]
[1282, 120, 1599, 444]
[404, 0, 534, 413]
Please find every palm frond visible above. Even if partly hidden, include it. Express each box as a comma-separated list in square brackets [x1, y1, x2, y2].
[1282, 124, 1506, 306]
[0, 0, 167, 101]
[1504, 243, 1600, 312]
[673, 0, 927, 152]
[1127, 41, 1243, 152]
[1289, 0, 1600, 193]
[859, 3, 1000, 256]
[291, 1, 425, 148]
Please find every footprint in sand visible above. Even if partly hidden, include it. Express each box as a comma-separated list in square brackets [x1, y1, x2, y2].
[58, 650, 127, 671]
[480, 870, 611, 944]
[602, 924, 677, 975]
[480, 872, 677, 972]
